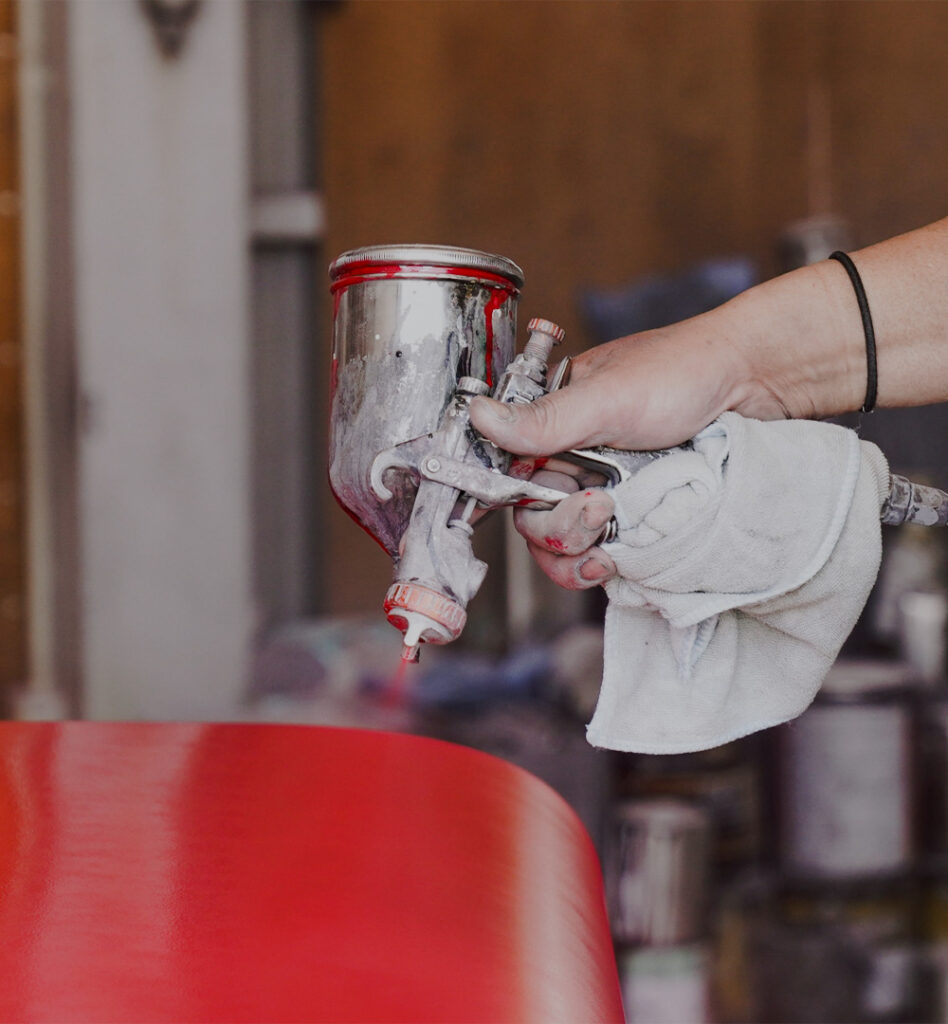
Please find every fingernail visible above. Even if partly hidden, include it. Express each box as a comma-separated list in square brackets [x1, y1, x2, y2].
[579, 556, 612, 582]
[581, 499, 613, 533]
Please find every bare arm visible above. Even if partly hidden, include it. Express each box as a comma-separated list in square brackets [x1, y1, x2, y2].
[470, 217, 948, 455]
[469, 216, 948, 591]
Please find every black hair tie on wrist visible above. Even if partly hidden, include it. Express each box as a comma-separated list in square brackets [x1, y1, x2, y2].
[829, 250, 878, 414]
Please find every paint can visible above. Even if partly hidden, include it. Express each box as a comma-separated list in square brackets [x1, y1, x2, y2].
[605, 798, 711, 946]
[617, 741, 761, 873]
[780, 660, 913, 880]
[899, 589, 948, 687]
[617, 944, 711, 1024]
[328, 245, 522, 556]
[773, 878, 924, 1024]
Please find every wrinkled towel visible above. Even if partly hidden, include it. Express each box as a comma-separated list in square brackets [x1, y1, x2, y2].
[587, 412, 889, 754]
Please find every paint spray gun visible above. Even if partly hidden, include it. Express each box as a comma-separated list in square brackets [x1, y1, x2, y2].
[328, 245, 670, 662]
[328, 244, 948, 663]
[370, 318, 677, 662]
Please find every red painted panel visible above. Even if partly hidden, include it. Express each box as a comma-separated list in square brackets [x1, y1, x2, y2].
[0, 722, 622, 1023]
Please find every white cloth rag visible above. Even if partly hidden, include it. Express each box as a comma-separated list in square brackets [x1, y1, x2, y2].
[586, 412, 890, 754]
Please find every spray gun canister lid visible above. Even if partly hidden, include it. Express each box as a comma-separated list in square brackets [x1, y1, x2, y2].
[329, 244, 524, 289]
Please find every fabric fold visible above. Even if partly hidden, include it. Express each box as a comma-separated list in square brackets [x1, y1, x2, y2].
[586, 413, 889, 754]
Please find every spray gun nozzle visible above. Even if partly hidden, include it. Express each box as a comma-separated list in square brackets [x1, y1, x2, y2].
[401, 642, 421, 664]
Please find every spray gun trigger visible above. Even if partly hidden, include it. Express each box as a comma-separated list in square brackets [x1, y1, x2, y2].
[547, 356, 572, 393]
[419, 454, 570, 508]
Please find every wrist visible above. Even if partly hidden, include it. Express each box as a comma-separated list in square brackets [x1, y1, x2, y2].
[723, 261, 867, 421]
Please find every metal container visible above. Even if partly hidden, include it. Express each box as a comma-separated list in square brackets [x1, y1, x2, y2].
[605, 798, 711, 946]
[899, 589, 948, 686]
[618, 945, 711, 1024]
[618, 741, 761, 874]
[780, 660, 914, 880]
[328, 245, 523, 555]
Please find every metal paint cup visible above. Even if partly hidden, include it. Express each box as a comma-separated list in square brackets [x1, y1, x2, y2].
[328, 245, 523, 555]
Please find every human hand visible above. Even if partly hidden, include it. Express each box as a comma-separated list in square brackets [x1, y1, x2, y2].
[473, 218, 948, 457]
[510, 458, 617, 591]
[476, 308, 757, 591]
[469, 247, 895, 457]
[469, 309, 758, 456]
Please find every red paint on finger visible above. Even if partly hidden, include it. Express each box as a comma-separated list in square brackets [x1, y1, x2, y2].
[545, 536, 568, 553]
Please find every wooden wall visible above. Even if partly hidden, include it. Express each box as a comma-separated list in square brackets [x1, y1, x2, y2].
[0, 0, 24, 705]
[320, 0, 948, 618]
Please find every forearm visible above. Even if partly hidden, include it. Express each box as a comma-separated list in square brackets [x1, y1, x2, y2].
[728, 217, 948, 419]
[471, 217, 948, 456]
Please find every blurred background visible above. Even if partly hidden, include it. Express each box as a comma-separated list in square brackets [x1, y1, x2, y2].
[4, 0, 948, 1020]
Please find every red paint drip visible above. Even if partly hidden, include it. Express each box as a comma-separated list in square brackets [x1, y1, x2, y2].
[483, 288, 511, 389]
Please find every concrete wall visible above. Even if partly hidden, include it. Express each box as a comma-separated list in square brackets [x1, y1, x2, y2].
[67, 1, 253, 718]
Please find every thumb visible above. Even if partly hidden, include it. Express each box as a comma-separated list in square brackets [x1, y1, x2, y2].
[469, 389, 599, 457]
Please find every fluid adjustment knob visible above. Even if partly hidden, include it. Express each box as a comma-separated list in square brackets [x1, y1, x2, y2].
[527, 318, 566, 344]
[523, 318, 566, 365]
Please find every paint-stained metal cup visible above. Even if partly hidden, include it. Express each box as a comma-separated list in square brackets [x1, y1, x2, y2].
[606, 799, 712, 946]
[328, 245, 523, 555]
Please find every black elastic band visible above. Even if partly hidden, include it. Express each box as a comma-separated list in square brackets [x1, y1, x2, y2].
[829, 250, 877, 414]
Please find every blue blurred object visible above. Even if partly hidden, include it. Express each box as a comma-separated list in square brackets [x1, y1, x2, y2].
[413, 644, 554, 709]
[581, 257, 757, 342]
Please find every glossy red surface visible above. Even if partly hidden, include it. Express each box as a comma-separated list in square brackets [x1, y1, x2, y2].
[0, 722, 622, 1023]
